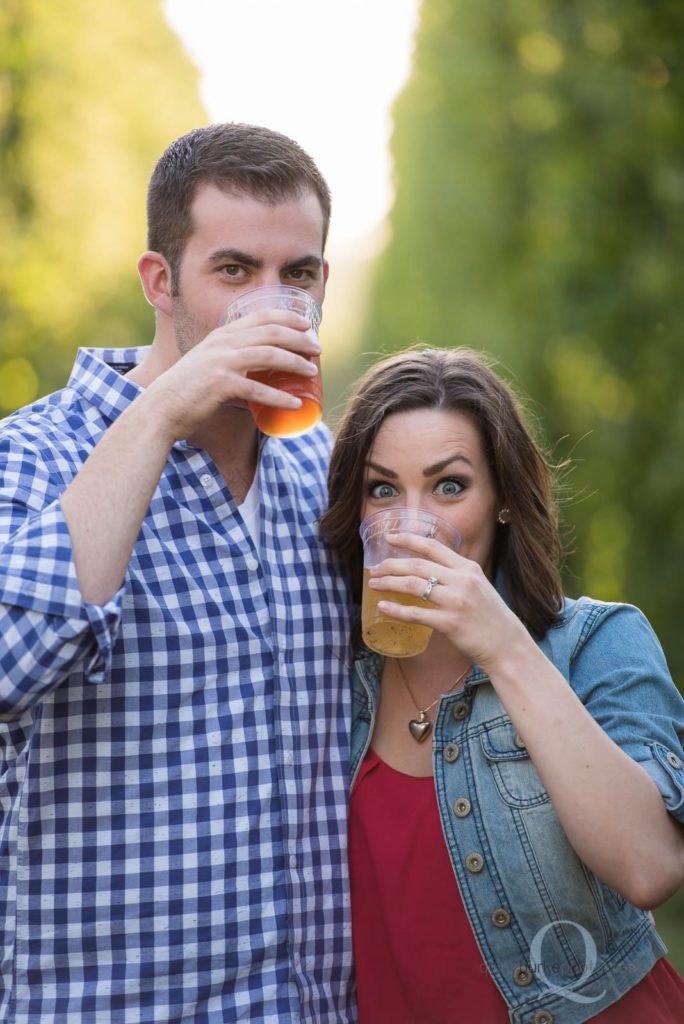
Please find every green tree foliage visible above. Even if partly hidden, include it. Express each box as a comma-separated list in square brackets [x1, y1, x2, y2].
[0, 0, 205, 408]
[364, 0, 684, 682]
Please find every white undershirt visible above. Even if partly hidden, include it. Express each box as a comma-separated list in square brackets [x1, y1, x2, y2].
[237, 471, 261, 555]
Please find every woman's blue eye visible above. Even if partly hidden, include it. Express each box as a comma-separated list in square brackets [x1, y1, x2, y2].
[370, 482, 398, 499]
[436, 478, 463, 496]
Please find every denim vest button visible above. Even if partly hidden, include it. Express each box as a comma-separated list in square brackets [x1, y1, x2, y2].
[533, 1012, 554, 1024]
[465, 852, 484, 873]
[443, 743, 460, 763]
[513, 965, 534, 986]
[452, 701, 469, 720]
[667, 751, 682, 769]
[453, 798, 471, 818]
[490, 907, 511, 928]
[513, 732, 526, 749]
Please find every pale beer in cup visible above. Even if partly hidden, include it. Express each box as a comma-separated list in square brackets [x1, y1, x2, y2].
[359, 508, 461, 658]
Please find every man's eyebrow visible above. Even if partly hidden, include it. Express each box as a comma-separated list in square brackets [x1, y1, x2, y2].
[207, 248, 262, 268]
[281, 254, 324, 274]
[423, 454, 473, 476]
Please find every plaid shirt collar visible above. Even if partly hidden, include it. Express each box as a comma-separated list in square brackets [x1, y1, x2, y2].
[67, 345, 147, 424]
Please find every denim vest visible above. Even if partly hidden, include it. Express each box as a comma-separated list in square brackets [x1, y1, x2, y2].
[350, 596, 684, 1024]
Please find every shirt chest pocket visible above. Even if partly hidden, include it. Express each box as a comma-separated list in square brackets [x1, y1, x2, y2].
[480, 721, 550, 808]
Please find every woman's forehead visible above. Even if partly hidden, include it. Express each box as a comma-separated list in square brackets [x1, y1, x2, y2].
[369, 408, 487, 469]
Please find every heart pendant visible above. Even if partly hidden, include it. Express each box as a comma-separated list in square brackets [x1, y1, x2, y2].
[409, 719, 432, 743]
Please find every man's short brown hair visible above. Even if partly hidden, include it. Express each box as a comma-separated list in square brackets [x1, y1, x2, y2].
[146, 123, 331, 290]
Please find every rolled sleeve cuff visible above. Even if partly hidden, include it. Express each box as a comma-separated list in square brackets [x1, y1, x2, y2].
[0, 499, 125, 682]
[81, 590, 125, 683]
[640, 742, 684, 824]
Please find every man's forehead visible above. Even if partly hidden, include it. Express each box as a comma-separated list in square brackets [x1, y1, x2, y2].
[190, 182, 324, 223]
[188, 184, 326, 253]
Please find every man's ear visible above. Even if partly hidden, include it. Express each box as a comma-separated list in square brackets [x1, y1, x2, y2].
[138, 251, 174, 316]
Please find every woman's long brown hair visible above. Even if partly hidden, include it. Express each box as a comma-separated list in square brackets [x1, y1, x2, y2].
[320, 347, 563, 639]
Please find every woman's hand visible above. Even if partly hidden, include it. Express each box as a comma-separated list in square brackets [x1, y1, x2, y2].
[368, 530, 530, 671]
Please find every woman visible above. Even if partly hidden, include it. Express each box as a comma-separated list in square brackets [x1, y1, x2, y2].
[321, 347, 684, 1024]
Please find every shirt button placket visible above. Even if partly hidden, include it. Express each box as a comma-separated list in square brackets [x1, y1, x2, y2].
[445, 707, 531, 1014]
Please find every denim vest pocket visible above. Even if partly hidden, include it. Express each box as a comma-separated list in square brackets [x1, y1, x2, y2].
[481, 720, 550, 808]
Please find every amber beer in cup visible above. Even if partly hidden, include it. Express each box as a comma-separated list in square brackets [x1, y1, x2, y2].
[223, 286, 322, 438]
[359, 508, 461, 658]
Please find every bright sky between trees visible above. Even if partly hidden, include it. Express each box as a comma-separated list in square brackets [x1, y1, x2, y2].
[163, 0, 420, 258]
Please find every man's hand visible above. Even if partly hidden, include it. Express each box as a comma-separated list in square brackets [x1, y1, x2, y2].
[146, 308, 321, 442]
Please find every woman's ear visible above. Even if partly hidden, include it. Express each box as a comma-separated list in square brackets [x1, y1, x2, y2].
[137, 251, 174, 316]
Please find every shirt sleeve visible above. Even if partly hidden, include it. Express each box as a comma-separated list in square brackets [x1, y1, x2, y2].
[0, 436, 124, 720]
[569, 602, 684, 824]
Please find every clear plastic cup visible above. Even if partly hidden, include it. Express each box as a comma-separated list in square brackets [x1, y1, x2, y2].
[223, 285, 322, 438]
[359, 507, 461, 657]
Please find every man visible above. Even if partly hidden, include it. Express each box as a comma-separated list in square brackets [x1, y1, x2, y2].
[0, 124, 354, 1022]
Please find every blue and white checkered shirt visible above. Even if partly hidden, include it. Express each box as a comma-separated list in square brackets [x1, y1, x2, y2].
[0, 347, 355, 1023]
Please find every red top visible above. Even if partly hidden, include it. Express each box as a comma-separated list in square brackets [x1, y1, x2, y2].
[349, 748, 684, 1024]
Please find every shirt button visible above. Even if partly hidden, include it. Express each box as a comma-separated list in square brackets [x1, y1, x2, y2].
[452, 701, 469, 721]
[490, 907, 511, 928]
[534, 1012, 554, 1024]
[245, 555, 258, 572]
[284, 750, 294, 766]
[452, 798, 471, 818]
[513, 965, 534, 986]
[464, 852, 484, 873]
[513, 732, 526, 749]
[200, 473, 213, 489]
[289, 855, 297, 868]
[666, 751, 682, 769]
[443, 742, 460, 763]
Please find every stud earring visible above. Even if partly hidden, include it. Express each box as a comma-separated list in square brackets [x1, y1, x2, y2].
[497, 507, 511, 525]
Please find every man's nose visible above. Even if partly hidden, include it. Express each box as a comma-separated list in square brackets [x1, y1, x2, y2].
[256, 270, 285, 289]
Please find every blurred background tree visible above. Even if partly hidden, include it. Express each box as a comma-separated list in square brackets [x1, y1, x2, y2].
[363, 0, 684, 678]
[0, 0, 204, 409]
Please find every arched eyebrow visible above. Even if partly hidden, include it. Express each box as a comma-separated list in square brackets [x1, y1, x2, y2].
[366, 461, 398, 479]
[422, 455, 473, 476]
[365, 454, 473, 479]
